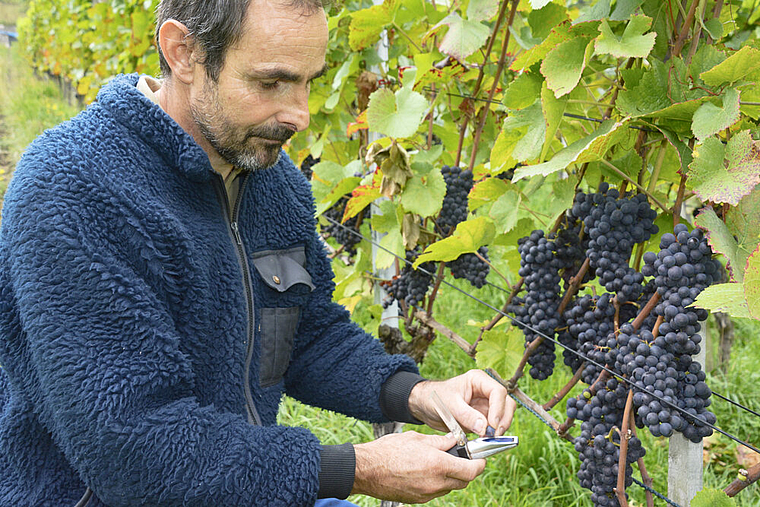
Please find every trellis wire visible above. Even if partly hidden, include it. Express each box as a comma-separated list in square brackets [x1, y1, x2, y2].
[322, 215, 760, 457]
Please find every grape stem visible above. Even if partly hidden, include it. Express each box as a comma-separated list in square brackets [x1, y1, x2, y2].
[615, 389, 635, 507]
[425, 262, 447, 315]
[630, 424, 655, 507]
[672, 167, 689, 230]
[725, 462, 760, 497]
[475, 278, 524, 348]
[542, 362, 585, 411]
[413, 310, 474, 357]
[486, 368, 574, 442]
[631, 292, 662, 331]
[600, 159, 668, 213]
[652, 315, 664, 339]
[558, 258, 591, 315]
[672, 0, 699, 57]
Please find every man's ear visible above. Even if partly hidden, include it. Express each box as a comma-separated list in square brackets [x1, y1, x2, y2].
[157, 20, 197, 84]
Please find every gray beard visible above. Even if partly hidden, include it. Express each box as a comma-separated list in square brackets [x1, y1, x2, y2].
[190, 85, 293, 172]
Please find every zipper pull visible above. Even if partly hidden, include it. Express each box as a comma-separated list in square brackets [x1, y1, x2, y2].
[231, 221, 243, 245]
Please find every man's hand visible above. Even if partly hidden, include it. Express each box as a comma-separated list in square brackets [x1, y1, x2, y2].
[408, 370, 516, 437]
[351, 431, 486, 503]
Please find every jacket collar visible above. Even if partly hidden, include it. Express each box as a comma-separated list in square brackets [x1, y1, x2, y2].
[96, 73, 214, 183]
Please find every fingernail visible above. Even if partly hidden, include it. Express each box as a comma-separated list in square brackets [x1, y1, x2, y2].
[473, 419, 485, 434]
[497, 426, 505, 435]
[485, 425, 496, 437]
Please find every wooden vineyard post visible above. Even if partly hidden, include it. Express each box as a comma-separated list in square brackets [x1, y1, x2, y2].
[667, 318, 708, 504]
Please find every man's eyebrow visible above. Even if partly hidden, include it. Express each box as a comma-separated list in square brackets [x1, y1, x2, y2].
[248, 64, 329, 83]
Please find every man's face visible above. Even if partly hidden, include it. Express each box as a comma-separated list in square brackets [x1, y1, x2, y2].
[190, 0, 328, 172]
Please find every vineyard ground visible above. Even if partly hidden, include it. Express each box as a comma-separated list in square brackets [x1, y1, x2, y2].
[0, 2, 759, 504]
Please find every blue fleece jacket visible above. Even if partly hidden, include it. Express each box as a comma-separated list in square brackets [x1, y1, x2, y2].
[0, 73, 420, 506]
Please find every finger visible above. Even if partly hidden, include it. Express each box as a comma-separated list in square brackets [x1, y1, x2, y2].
[450, 395, 490, 436]
[446, 457, 486, 483]
[466, 370, 509, 435]
[496, 395, 517, 435]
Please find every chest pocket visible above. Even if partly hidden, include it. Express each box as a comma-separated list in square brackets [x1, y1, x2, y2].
[252, 247, 315, 387]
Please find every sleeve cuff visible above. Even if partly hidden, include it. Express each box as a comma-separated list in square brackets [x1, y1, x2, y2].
[318, 443, 356, 499]
[379, 370, 427, 424]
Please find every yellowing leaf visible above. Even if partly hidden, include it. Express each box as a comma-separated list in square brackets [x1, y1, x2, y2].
[414, 217, 496, 266]
[349, 3, 393, 51]
[743, 245, 760, 320]
[692, 283, 752, 319]
[700, 46, 760, 87]
[475, 327, 525, 378]
[687, 130, 760, 206]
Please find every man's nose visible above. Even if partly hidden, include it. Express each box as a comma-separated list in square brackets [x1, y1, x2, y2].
[278, 87, 310, 133]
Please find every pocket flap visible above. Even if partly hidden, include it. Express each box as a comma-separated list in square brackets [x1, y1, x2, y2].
[252, 247, 315, 292]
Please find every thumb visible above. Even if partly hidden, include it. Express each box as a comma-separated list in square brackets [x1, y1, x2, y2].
[427, 433, 460, 452]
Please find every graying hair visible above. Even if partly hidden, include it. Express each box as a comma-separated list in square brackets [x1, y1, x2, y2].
[155, 0, 326, 81]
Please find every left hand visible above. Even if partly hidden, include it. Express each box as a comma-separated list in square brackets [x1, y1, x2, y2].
[407, 370, 516, 437]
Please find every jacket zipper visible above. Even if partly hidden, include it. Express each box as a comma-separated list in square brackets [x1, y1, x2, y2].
[213, 173, 262, 426]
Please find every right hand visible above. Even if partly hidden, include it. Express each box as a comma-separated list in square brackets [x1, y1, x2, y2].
[351, 431, 486, 503]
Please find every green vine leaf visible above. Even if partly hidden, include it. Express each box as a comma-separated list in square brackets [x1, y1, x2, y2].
[692, 283, 752, 319]
[691, 88, 741, 141]
[503, 71, 543, 110]
[431, 12, 491, 61]
[594, 15, 657, 59]
[494, 101, 546, 164]
[575, 0, 611, 24]
[700, 45, 760, 87]
[528, 3, 569, 39]
[609, 0, 644, 21]
[366, 86, 428, 140]
[475, 327, 525, 378]
[695, 207, 747, 282]
[399, 163, 446, 218]
[510, 20, 599, 72]
[414, 217, 496, 266]
[690, 489, 736, 507]
[540, 81, 568, 162]
[541, 36, 594, 97]
[617, 58, 709, 118]
[687, 130, 760, 205]
[725, 184, 760, 274]
[513, 119, 628, 181]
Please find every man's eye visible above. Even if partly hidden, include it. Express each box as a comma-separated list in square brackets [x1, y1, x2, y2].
[260, 80, 280, 90]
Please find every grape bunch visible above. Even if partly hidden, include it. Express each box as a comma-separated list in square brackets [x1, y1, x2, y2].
[300, 154, 319, 181]
[437, 165, 473, 236]
[323, 197, 366, 255]
[448, 246, 490, 288]
[515, 230, 562, 380]
[568, 183, 658, 303]
[383, 250, 436, 310]
[561, 293, 617, 384]
[568, 378, 646, 507]
[623, 223, 721, 442]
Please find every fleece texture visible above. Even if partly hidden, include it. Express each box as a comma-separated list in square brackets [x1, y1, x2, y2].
[0, 73, 418, 506]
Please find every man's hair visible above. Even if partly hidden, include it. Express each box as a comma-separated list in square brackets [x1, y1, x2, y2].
[155, 0, 325, 81]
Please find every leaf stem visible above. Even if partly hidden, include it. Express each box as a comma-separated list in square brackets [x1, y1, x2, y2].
[391, 22, 423, 53]
[600, 159, 669, 213]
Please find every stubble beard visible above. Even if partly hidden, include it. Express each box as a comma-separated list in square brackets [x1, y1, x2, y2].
[190, 80, 294, 172]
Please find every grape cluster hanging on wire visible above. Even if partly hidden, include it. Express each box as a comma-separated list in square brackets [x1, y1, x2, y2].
[505, 182, 720, 507]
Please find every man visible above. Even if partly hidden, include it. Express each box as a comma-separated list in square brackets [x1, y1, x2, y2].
[0, 0, 516, 505]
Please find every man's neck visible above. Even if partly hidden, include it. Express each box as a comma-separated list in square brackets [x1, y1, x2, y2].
[153, 78, 236, 181]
